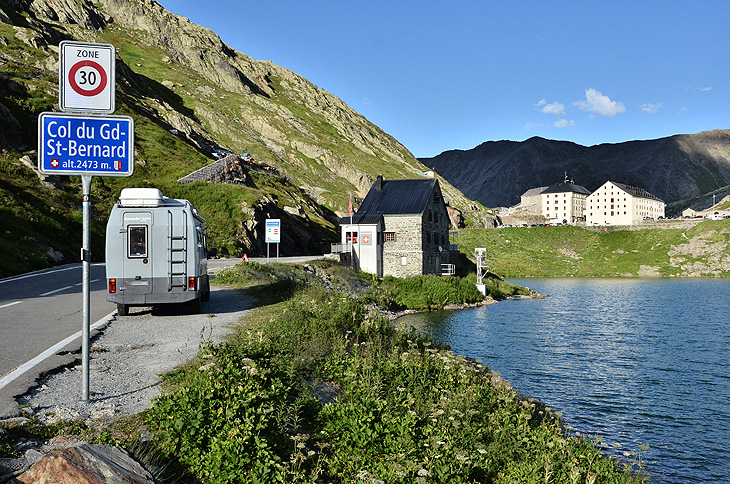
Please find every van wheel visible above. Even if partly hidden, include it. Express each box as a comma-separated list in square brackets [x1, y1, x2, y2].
[189, 297, 201, 314]
[201, 287, 210, 302]
[117, 303, 128, 316]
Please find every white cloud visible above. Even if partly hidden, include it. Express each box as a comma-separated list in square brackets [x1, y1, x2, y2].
[554, 119, 575, 128]
[536, 99, 547, 107]
[640, 103, 661, 114]
[573, 88, 626, 117]
[362, 97, 372, 106]
[541, 101, 565, 116]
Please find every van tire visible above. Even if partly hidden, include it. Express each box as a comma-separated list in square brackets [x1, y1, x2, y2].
[190, 297, 201, 314]
[117, 303, 129, 316]
[201, 287, 210, 302]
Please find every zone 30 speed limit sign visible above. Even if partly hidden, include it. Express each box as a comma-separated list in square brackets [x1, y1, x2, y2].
[59, 40, 115, 113]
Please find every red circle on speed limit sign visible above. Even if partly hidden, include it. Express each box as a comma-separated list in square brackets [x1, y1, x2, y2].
[68, 60, 107, 97]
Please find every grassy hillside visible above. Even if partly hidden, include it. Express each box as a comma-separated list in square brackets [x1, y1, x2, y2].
[0, 0, 489, 278]
[456, 220, 730, 278]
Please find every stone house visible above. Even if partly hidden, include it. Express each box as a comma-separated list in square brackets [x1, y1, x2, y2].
[338, 176, 455, 277]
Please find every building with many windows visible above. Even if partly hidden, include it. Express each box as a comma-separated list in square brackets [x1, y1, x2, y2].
[586, 181, 665, 225]
[541, 181, 591, 224]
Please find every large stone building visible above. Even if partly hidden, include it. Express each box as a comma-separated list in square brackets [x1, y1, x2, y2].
[338, 176, 455, 277]
[541, 181, 591, 224]
[586, 181, 665, 225]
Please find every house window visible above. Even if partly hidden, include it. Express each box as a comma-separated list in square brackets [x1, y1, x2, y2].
[384, 232, 396, 242]
[434, 192, 440, 203]
[428, 211, 432, 221]
[426, 233, 431, 244]
[346, 231, 358, 244]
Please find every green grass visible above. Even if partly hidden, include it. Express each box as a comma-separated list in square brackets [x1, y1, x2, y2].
[143, 262, 646, 483]
[455, 221, 730, 277]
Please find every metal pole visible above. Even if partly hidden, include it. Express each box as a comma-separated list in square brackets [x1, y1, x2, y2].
[267, 242, 270, 263]
[81, 175, 92, 402]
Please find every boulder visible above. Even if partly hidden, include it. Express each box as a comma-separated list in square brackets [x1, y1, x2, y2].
[10, 443, 153, 484]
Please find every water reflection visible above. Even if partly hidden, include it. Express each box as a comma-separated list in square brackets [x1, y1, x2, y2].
[398, 279, 730, 484]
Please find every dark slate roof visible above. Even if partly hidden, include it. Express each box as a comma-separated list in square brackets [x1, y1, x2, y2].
[611, 181, 664, 202]
[339, 212, 383, 225]
[541, 182, 591, 195]
[358, 178, 437, 216]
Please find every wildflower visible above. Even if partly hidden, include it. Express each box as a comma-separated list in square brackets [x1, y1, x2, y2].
[417, 469, 430, 477]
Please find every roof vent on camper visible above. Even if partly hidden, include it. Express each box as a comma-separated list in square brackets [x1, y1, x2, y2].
[119, 188, 165, 207]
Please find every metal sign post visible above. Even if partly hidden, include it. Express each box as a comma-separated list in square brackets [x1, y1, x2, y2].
[81, 175, 92, 401]
[39, 41, 133, 402]
[265, 219, 281, 263]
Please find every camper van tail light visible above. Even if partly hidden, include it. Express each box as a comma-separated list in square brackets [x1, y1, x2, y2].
[188, 276, 197, 291]
[108, 278, 117, 293]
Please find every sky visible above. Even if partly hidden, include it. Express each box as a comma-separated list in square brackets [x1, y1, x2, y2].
[158, 0, 730, 158]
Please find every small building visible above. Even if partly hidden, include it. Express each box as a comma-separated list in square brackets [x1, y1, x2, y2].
[518, 186, 548, 214]
[338, 176, 455, 277]
[541, 181, 591, 224]
[586, 181, 665, 226]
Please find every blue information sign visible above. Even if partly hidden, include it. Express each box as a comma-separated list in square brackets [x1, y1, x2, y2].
[38, 112, 134, 176]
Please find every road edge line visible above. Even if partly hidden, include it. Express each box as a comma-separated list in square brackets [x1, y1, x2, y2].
[0, 311, 116, 391]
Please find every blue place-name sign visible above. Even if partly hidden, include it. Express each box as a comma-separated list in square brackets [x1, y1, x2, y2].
[38, 112, 134, 176]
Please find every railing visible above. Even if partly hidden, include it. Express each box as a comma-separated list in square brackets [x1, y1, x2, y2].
[441, 264, 455, 276]
[331, 243, 353, 254]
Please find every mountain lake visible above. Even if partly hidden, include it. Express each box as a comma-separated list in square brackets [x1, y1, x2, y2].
[397, 278, 730, 484]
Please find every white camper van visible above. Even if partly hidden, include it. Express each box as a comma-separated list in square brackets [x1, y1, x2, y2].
[105, 188, 211, 315]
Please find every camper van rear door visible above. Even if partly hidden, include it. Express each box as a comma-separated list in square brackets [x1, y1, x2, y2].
[123, 212, 153, 294]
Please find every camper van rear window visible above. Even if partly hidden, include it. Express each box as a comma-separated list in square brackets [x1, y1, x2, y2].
[128, 226, 148, 258]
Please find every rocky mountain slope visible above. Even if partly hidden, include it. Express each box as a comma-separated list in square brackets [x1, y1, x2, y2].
[0, 0, 484, 276]
[421, 130, 730, 209]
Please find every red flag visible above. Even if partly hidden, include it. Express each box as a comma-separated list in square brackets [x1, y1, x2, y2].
[348, 196, 354, 216]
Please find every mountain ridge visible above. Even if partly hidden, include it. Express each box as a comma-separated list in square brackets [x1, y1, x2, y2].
[422, 129, 730, 209]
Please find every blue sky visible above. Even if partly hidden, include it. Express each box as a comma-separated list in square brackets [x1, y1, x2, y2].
[159, 1, 729, 158]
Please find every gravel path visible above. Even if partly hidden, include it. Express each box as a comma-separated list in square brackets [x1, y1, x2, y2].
[16, 286, 254, 425]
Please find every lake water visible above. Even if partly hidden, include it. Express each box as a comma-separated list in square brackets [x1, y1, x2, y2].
[397, 279, 730, 484]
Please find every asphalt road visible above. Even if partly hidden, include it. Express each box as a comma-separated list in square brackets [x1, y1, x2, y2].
[0, 256, 322, 418]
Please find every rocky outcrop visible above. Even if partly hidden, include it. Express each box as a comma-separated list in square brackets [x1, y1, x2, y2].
[423, 131, 730, 208]
[8, 443, 153, 484]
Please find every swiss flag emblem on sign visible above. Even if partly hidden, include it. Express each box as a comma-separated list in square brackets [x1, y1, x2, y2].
[114, 160, 122, 171]
[362, 235, 370, 244]
[50, 159, 59, 169]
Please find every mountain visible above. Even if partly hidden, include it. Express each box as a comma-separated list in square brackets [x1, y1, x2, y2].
[0, 0, 484, 277]
[421, 131, 730, 209]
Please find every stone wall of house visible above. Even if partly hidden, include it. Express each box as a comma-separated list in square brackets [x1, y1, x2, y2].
[382, 214, 424, 277]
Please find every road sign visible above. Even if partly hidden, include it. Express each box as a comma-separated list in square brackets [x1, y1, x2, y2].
[38, 112, 134, 176]
[265, 219, 281, 243]
[59, 41, 115, 113]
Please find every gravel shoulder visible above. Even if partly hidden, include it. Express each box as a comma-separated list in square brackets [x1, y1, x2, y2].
[15, 285, 254, 425]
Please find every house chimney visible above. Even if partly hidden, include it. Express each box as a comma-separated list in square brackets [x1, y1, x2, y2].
[376, 175, 383, 191]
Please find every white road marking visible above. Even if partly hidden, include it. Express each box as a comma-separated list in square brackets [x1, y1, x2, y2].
[39, 286, 74, 297]
[0, 311, 116, 391]
[0, 301, 22, 310]
[75, 279, 100, 286]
